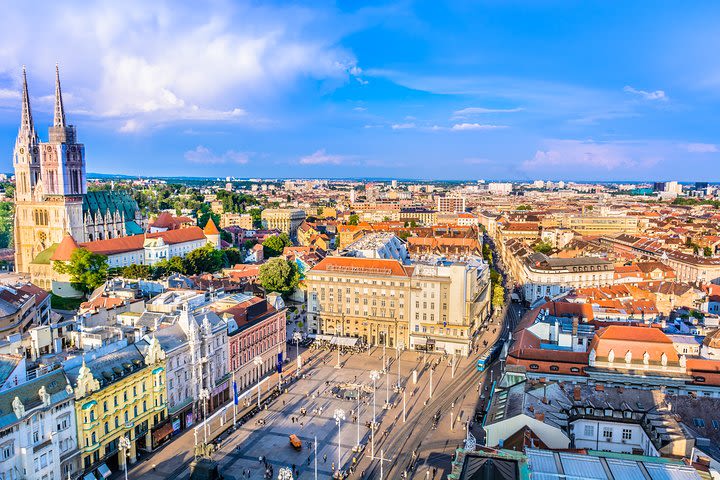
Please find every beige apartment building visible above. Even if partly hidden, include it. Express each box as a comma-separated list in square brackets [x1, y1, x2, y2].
[221, 212, 253, 229]
[542, 214, 642, 235]
[306, 256, 413, 348]
[305, 256, 491, 356]
[261, 208, 306, 237]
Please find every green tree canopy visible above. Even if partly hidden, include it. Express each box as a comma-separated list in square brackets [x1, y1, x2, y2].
[224, 247, 242, 266]
[533, 241, 553, 255]
[121, 264, 152, 279]
[262, 233, 292, 258]
[248, 208, 263, 228]
[348, 214, 359, 226]
[184, 244, 225, 275]
[53, 248, 109, 295]
[258, 257, 300, 296]
[492, 284, 505, 309]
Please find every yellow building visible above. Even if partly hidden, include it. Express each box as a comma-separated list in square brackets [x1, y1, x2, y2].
[67, 338, 167, 477]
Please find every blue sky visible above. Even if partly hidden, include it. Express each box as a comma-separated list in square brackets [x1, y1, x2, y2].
[0, 0, 719, 181]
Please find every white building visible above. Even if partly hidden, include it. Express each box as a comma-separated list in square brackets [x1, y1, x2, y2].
[409, 260, 491, 356]
[521, 253, 615, 305]
[0, 370, 79, 480]
[343, 232, 410, 263]
[488, 182, 513, 195]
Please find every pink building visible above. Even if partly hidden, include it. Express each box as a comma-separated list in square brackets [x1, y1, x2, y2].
[225, 296, 287, 393]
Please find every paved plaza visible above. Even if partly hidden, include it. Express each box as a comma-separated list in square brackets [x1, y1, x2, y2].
[124, 338, 490, 479]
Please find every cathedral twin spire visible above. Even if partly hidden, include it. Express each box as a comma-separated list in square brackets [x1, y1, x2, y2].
[53, 64, 66, 129]
[19, 63, 67, 140]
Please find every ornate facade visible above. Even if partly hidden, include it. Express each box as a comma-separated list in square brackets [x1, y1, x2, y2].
[12, 66, 143, 275]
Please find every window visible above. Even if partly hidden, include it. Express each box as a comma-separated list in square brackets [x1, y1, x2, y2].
[583, 425, 594, 437]
[549, 365, 559, 371]
[712, 420, 720, 430]
[694, 418, 706, 428]
[1, 443, 13, 460]
[529, 364, 539, 370]
[622, 429, 632, 440]
[570, 367, 580, 373]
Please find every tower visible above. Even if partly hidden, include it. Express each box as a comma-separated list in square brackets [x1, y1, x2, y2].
[13, 65, 86, 274]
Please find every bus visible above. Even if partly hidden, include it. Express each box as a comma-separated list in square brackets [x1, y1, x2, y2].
[477, 342, 501, 372]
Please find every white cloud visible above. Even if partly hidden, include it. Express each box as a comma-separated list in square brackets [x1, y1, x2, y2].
[184, 146, 249, 164]
[353, 106, 367, 112]
[391, 123, 415, 130]
[0, 1, 361, 130]
[299, 149, 344, 165]
[522, 139, 664, 172]
[685, 142, 718, 153]
[119, 119, 141, 133]
[0, 89, 19, 100]
[623, 85, 668, 101]
[453, 106, 522, 116]
[451, 123, 506, 131]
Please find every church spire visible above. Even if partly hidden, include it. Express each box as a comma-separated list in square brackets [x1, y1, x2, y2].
[53, 63, 66, 128]
[19, 66, 34, 136]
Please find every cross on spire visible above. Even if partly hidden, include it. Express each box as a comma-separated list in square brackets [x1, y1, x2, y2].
[54, 63, 66, 128]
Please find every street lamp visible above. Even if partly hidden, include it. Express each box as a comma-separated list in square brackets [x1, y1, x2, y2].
[254, 356, 263, 409]
[369, 370, 380, 458]
[293, 331, 303, 376]
[334, 409, 346, 475]
[396, 341, 404, 390]
[199, 388, 210, 446]
[119, 435, 131, 480]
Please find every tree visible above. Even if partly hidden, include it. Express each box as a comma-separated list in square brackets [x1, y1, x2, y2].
[262, 233, 292, 258]
[197, 204, 221, 233]
[224, 247, 242, 267]
[121, 264, 152, 279]
[704, 246, 713, 257]
[184, 245, 224, 275]
[249, 208, 263, 228]
[53, 248, 109, 295]
[492, 284, 505, 309]
[348, 214, 359, 226]
[258, 258, 300, 296]
[533, 241, 553, 255]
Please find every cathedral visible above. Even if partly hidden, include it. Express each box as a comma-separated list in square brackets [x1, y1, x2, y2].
[13, 66, 143, 274]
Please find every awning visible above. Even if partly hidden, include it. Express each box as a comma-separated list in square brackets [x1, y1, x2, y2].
[83, 473, 98, 480]
[97, 464, 111, 479]
[331, 336, 359, 347]
[412, 337, 427, 346]
[152, 422, 174, 442]
[313, 334, 333, 342]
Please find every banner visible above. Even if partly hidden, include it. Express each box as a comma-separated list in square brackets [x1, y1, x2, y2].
[277, 352, 283, 373]
[233, 380, 238, 405]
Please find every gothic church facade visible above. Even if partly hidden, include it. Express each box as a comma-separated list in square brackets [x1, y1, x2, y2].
[12, 66, 143, 274]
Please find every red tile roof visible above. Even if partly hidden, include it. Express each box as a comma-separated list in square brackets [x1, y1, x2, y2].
[311, 256, 412, 277]
[79, 227, 206, 256]
[51, 234, 80, 262]
[203, 218, 220, 235]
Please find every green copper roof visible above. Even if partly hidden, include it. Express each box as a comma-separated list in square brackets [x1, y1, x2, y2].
[31, 243, 59, 265]
[125, 220, 144, 235]
[83, 190, 139, 220]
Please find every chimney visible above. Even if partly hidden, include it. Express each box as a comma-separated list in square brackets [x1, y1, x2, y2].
[595, 384, 605, 392]
[528, 405, 535, 413]
[573, 386, 582, 401]
[535, 413, 545, 422]
[572, 316, 579, 336]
